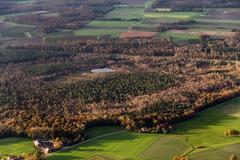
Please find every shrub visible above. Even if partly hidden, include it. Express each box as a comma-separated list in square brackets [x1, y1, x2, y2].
[225, 129, 240, 137]
[229, 154, 238, 160]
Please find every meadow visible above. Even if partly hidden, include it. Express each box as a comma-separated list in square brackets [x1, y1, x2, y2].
[0, 12, 37, 39]
[0, 23, 36, 38]
[86, 21, 136, 28]
[104, 6, 145, 20]
[73, 28, 125, 37]
[0, 138, 35, 155]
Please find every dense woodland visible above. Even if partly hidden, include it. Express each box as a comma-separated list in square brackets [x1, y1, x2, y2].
[0, 32, 239, 146]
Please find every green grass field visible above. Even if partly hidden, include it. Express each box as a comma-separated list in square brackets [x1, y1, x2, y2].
[48, 131, 159, 160]
[104, 6, 145, 20]
[140, 136, 191, 160]
[86, 21, 136, 28]
[0, 138, 35, 155]
[176, 98, 240, 148]
[142, 11, 201, 24]
[190, 143, 240, 160]
[0, 24, 36, 38]
[73, 28, 125, 37]
[0, 13, 36, 39]
[45, 29, 74, 38]
[143, 12, 200, 19]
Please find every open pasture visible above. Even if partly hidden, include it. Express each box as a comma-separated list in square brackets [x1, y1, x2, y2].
[140, 136, 191, 160]
[190, 143, 240, 160]
[0, 22, 36, 38]
[45, 29, 74, 38]
[48, 130, 160, 160]
[120, 31, 157, 38]
[118, 0, 147, 6]
[0, 137, 35, 155]
[104, 6, 145, 20]
[142, 11, 201, 25]
[176, 97, 240, 159]
[143, 12, 200, 19]
[73, 28, 125, 37]
[86, 20, 136, 29]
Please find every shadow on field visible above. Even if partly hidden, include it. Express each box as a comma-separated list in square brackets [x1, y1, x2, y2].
[0, 138, 31, 146]
[48, 155, 84, 160]
[49, 131, 138, 159]
[174, 106, 239, 134]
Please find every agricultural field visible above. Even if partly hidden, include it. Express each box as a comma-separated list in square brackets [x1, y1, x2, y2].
[68, 6, 239, 40]
[86, 21, 136, 28]
[104, 6, 145, 20]
[119, 0, 148, 6]
[0, 22, 36, 38]
[0, 138, 35, 155]
[73, 28, 126, 37]
[143, 11, 200, 20]
[0, 0, 239, 40]
[0, 13, 37, 39]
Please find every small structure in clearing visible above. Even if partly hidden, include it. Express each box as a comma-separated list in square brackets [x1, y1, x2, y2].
[33, 138, 64, 154]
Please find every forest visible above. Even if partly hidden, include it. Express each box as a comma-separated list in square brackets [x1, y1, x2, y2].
[0, 32, 239, 145]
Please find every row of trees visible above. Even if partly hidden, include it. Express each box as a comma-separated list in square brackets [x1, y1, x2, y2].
[8, 37, 175, 57]
[151, 0, 240, 11]
[157, 20, 196, 32]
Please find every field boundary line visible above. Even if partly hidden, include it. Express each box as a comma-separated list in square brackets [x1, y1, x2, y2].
[47, 130, 127, 156]
[136, 135, 161, 159]
[189, 141, 240, 155]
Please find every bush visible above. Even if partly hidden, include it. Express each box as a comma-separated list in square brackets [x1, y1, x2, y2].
[229, 154, 238, 160]
[224, 129, 240, 137]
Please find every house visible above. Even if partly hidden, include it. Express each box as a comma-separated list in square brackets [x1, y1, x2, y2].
[33, 140, 55, 154]
[6, 156, 23, 160]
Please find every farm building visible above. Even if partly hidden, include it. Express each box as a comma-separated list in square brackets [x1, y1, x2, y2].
[33, 138, 64, 154]
[33, 140, 56, 154]
[6, 156, 23, 160]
